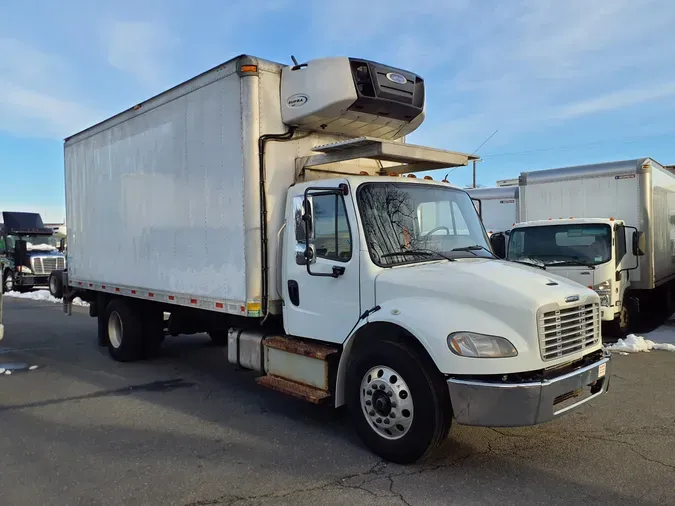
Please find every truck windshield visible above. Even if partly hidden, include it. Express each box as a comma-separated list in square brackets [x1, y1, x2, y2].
[508, 224, 612, 266]
[357, 182, 492, 266]
[6, 234, 57, 251]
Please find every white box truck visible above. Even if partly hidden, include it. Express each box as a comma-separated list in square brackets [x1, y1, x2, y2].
[507, 158, 675, 336]
[60, 54, 611, 464]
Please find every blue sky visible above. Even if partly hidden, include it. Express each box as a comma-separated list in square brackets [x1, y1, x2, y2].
[2, 0, 675, 222]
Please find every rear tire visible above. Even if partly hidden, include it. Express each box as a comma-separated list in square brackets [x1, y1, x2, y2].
[104, 298, 144, 362]
[142, 308, 165, 359]
[346, 337, 452, 464]
[49, 271, 64, 298]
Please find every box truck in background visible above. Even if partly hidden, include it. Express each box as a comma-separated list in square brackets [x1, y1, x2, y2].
[467, 186, 519, 257]
[507, 158, 675, 336]
[60, 54, 611, 464]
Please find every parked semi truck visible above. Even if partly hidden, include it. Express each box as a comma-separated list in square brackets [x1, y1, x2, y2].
[504, 158, 675, 336]
[1, 212, 66, 293]
[60, 54, 611, 463]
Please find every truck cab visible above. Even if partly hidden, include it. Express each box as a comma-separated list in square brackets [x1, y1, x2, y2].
[507, 218, 642, 335]
[1, 212, 67, 293]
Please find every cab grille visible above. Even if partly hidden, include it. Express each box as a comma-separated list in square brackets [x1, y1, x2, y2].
[538, 303, 600, 361]
[30, 256, 66, 275]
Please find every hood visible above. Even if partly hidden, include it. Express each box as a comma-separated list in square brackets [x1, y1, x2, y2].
[540, 265, 597, 289]
[375, 258, 594, 311]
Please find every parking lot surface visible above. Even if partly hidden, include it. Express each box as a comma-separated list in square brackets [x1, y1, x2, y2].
[1, 298, 674, 505]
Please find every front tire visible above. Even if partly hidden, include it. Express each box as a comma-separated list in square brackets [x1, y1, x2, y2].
[346, 338, 452, 464]
[49, 271, 64, 298]
[3, 270, 14, 293]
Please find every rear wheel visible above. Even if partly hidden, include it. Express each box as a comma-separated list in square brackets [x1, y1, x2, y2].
[346, 338, 452, 464]
[104, 298, 144, 362]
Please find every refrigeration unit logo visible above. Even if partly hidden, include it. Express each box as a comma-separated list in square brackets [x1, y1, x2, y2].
[286, 94, 308, 107]
[386, 72, 407, 84]
[500, 199, 516, 204]
[615, 174, 636, 180]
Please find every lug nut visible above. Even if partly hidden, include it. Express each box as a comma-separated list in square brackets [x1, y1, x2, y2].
[379, 384, 386, 390]
[376, 417, 382, 424]
[384, 419, 390, 425]
[369, 410, 375, 416]
[367, 390, 372, 396]
[366, 400, 371, 406]
[387, 391, 393, 397]
[389, 413, 395, 418]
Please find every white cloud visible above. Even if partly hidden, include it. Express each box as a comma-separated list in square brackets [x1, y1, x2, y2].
[103, 21, 178, 90]
[0, 38, 103, 138]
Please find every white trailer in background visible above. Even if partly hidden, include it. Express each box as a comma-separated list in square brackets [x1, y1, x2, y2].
[508, 158, 675, 336]
[59, 54, 611, 464]
[466, 186, 519, 258]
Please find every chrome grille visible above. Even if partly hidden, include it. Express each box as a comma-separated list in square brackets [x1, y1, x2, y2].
[30, 256, 66, 275]
[538, 303, 600, 361]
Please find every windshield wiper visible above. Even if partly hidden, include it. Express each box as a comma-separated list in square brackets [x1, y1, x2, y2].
[545, 260, 596, 269]
[380, 249, 456, 262]
[510, 259, 547, 270]
[452, 245, 496, 258]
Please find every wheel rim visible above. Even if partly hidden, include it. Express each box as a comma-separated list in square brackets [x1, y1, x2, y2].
[49, 276, 57, 294]
[108, 311, 123, 349]
[4, 275, 13, 292]
[360, 365, 414, 440]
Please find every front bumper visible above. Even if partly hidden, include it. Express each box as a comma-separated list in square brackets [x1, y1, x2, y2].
[447, 349, 611, 427]
[16, 275, 49, 288]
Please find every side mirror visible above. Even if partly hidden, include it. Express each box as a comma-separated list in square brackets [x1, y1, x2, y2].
[58, 238, 65, 252]
[490, 233, 507, 259]
[632, 230, 645, 256]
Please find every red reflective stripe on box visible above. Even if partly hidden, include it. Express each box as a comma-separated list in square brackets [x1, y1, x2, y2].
[190, 299, 197, 304]
[216, 302, 224, 309]
[89, 283, 93, 287]
[102, 285, 106, 289]
[131, 290, 136, 294]
[115, 288, 120, 292]
[168, 295, 175, 301]
[78, 282, 82, 286]
[148, 292, 154, 297]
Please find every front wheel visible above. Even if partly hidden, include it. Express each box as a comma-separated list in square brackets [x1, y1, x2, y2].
[3, 271, 14, 293]
[49, 271, 64, 298]
[346, 338, 452, 464]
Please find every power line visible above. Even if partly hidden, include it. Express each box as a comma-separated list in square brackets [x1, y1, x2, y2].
[481, 131, 675, 160]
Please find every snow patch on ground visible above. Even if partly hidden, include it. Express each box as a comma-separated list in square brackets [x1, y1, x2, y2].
[4, 290, 88, 307]
[606, 334, 675, 353]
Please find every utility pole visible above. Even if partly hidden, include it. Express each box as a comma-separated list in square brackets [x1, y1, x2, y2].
[472, 159, 477, 188]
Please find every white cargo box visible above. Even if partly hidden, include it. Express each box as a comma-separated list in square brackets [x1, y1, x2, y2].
[466, 186, 519, 235]
[64, 54, 472, 317]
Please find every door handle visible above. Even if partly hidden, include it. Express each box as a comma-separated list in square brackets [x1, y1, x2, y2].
[332, 266, 345, 278]
[287, 280, 300, 306]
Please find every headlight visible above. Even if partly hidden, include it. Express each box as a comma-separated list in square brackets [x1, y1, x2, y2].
[17, 266, 32, 274]
[447, 332, 518, 358]
[593, 279, 611, 307]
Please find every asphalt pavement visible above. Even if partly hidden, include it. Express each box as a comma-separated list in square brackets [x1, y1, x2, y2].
[0, 298, 674, 506]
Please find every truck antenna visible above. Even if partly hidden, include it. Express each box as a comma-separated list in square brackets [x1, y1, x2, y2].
[468, 129, 498, 188]
[291, 55, 299, 66]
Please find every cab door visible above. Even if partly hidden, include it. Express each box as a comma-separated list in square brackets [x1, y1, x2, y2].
[282, 182, 362, 343]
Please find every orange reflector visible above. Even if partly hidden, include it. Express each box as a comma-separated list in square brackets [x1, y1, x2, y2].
[168, 295, 175, 301]
[424, 176, 433, 180]
[190, 298, 198, 304]
[570, 217, 574, 219]
[240, 306, 246, 312]
[133, 104, 141, 110]
[388, 172, 398, 177]
[115, 287, 120, 292]
[610, 217, 614, 221]
[240, 64, 258, 73]
[407, 174, 417, 178]
[441, 179, 449, 183]
[359, 171, 369, 175]
[216, 302, 224, 309]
